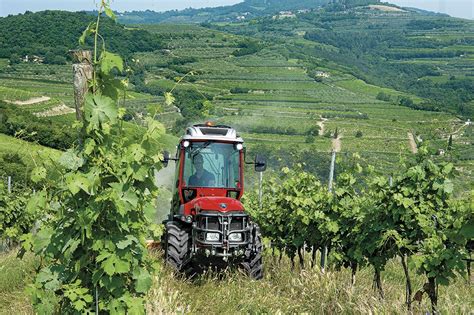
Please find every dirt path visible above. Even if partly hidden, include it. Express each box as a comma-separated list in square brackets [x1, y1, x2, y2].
[408, 132, 418, 154]
[5, 96, 51, 106]
[451, 120, 472, 138]
[317, 121, 325, 136]
[34, 104, 75, 117]
[318, 116, 327, 136]
[332, 136, 342, 152]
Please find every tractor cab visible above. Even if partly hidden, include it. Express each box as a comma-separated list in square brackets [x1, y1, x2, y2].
[162, 123, 265, 221]
[161, 123, 266, 276]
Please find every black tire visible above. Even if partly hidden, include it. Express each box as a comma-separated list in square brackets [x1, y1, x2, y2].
[242, 225, 264, 280]
[164, 221, 192, 273]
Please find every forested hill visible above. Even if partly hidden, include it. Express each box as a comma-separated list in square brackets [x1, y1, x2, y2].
[116, 0, 352, 24]
[0, 11, 162, 64]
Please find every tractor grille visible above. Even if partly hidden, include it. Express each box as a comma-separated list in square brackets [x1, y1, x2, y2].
[194, 211, 250, 246]
[198, 216, 219, 230]
[230, 217, 244, 231]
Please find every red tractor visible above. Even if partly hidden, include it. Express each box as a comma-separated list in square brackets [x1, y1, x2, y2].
[161, 123, 266, 279]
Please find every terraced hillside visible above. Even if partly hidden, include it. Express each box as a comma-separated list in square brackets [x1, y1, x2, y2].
[137, 24, 472, 189]
[0, 10, 472, 190]
[214, 5, 474, 117]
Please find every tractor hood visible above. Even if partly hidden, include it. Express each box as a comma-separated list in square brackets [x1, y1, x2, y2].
[187, 196, 245, 213]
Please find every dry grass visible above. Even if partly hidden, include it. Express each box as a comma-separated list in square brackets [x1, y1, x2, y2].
[1, 250, 472, 314]
[146, 251, 473, 314]
[0, 251, 35, 315]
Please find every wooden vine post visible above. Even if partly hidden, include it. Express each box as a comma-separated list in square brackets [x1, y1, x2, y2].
[70, 50, 93, 121]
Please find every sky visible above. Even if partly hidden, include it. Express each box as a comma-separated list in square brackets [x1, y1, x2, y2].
[390, 0, 474, 20]
[0, 0, 473, 19]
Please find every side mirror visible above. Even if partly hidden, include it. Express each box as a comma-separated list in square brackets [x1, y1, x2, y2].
[254, 154, 266, 172]
[162, 150, 170, 167]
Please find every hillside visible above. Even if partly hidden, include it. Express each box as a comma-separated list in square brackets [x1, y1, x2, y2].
[132, 23, 472, 190]
[117, 0, 337, 24]
[211, 5, 474, 118]
[0, 5, 473, 314]
[0, 10, 162, 62]
[0, 7, 472, 190]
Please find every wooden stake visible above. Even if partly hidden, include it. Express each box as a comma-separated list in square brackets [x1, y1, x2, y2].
[70, 50, 93, 121]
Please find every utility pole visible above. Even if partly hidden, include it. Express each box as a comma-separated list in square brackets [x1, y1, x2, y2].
[321, 150, 336, 272]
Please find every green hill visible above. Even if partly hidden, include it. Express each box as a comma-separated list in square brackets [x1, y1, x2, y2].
[117, 0, 337, 24]
[211, 5, 474, 117]
[0, 10, 162, 63]
[0, 8, 472, 190]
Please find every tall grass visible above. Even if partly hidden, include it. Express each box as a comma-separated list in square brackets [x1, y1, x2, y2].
[1, 250, 471, 314]
[0, 251, 35, 315]
[147, 250, 472, 314]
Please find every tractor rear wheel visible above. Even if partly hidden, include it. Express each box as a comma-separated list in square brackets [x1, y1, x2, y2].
[242, 226, 263, 280]
[164, 221, 192, 273]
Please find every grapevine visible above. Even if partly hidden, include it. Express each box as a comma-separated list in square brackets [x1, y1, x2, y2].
[21, 1, 166, 313]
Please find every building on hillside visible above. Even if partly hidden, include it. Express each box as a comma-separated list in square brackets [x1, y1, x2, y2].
[273, 11, 296, 19]
[314, 71, 330, 78]
[297, 9, 311, 14]
[22, 55, 44, 63]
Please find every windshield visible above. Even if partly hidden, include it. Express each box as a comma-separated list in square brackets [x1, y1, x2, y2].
[183, 142, 241, 188]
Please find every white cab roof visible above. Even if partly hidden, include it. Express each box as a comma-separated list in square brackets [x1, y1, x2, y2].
[182, 124, 243, 143]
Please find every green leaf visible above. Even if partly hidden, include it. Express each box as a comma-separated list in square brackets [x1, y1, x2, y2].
[134, 269, 152, 293]
[26, 191, 47, 214]
[103, 256, 116, 276]
[115, 259, 130, 274]
[59, 150, 84, 171]
[116, 236, 137, 250]
[79, 22, 95, 45]
[37, 267, 60, 291]
[459, 221, 474, 239]
[84, 94, 118, 130]
[100, 52, 124, 75]
[442, 163, 454, 175]
[443, 180, 454, 194]
[127, 144, 145, 163]
[84, 139, 96, 155]
[102, 254, 130, 276]
[164, 92, 175, 106]
[31, 167, 47, 183]
[104, 7, 116, 20]
[33, 227, 53, 254]
[66, 173, 92, 195]
[143, 203, 156, 221]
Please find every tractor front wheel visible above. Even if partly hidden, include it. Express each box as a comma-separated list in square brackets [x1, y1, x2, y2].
[164, 221, 192, 273]
[242, 225, 263, 280]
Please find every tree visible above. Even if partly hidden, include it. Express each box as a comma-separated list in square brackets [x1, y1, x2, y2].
[9, 53, 21, 64]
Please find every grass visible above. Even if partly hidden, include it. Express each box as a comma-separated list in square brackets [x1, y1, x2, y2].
[150, 250, 473, 313]
[335, 79, 424, 103]
[0, 133, 61, 167]
[2, 249, 471, 314]
[0, 251, 35, 315]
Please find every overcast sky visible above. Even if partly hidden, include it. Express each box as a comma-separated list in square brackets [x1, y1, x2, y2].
[0, 0, 473, 19]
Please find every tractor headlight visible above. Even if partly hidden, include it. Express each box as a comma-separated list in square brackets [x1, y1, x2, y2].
[206, 233, 220, 242]
[228, 233, 242, 242]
